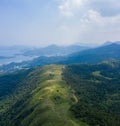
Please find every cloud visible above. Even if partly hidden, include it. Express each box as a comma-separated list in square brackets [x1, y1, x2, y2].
[58, 9, 120, 45]
[88, 0, 120, 17]
[80, 9, 120, 31]
[58, 0, 120, 17]
[81, 10, 120, 25]
[59, 0, 85, 16]
[0, 0, 120, 46]
[77, 10, 120, 43]
[57, 0, 120, 45]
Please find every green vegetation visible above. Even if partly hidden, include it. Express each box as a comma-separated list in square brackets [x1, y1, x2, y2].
[0, 69, 33, 113]
[0, 61, 120, 126]
[0, 65, 87, 126]
[63, 61, 120, 126]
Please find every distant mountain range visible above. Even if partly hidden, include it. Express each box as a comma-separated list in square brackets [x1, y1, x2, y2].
[24, 42, 120, 66]
[23, 44, 89, 56]
[0, 45, 30, 57]
[0, 42, 120, 72]
[103, 41, 120, 46]
[61, 43, 120, 64]
[0, 44, 89, 65]
[0, 44, 90, 58]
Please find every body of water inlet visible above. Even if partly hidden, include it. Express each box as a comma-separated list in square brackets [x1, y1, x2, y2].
[0, 55, 38, 66]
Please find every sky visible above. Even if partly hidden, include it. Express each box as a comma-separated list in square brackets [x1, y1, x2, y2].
[0, 0, 120, 46]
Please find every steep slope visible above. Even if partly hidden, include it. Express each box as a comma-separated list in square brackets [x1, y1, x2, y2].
[0, 65, 87, 126]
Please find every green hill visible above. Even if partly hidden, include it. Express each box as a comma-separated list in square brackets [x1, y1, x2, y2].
[0, 65, 87, 126]
[0, 61, 120, 126]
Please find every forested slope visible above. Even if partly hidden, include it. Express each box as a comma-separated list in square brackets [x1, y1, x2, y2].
[63, 60, 120, 126]
[0, 61, 120, 126]
[0, 65, 87, 126]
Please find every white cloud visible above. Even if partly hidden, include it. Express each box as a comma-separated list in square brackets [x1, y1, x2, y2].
[58, 9, 120, 45]
[58, 0, 120, 17]
[1, 0, 120, 46]
[78, 10, 120, 43]
[59, 0, 85, 16]
[81, 10, 120, 27]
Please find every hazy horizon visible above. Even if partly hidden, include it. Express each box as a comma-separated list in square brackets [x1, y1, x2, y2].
[0, 42, 101, 48]
[0, 0, 120, 46]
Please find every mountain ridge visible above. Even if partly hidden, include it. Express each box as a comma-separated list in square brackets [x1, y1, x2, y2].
[0, 65, 87, 126]
[0, 61, 120, 126]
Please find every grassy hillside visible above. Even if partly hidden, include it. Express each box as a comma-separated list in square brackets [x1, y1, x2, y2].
[0, 65, 87, 126]
[0, 61, 120, 126]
